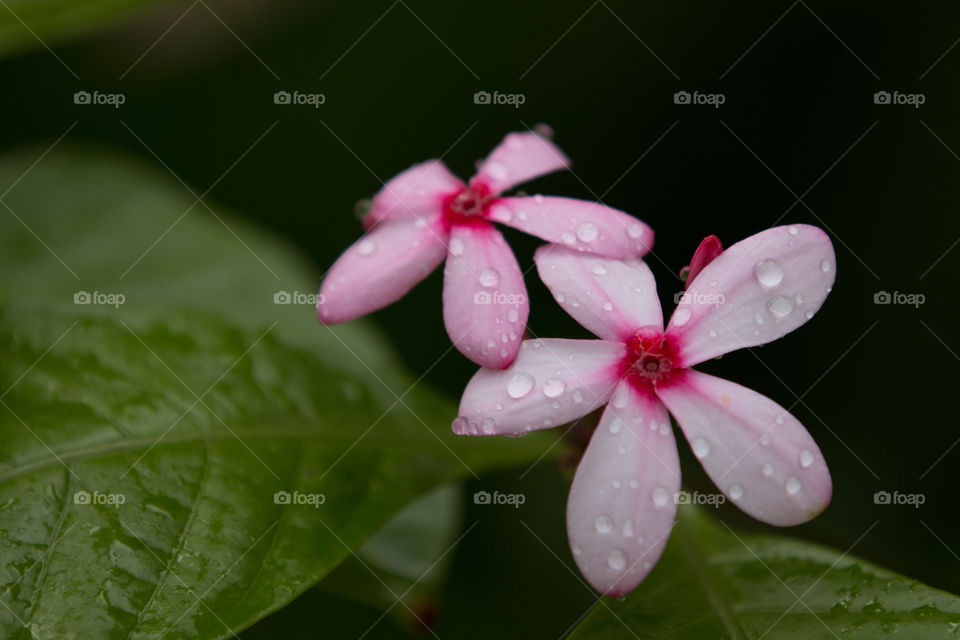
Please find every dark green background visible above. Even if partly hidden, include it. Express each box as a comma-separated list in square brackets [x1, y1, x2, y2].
[3, 1, 958, 637]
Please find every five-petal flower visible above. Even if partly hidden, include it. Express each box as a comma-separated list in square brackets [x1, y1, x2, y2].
[453, 225, 836, 595]
[317, 131, 654, 369]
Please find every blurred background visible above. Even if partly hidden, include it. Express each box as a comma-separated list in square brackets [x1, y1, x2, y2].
[2, 0, 959, 637]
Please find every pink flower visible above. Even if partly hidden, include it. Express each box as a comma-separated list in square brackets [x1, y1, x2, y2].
[317, 130, 654, 369]
[454, 225, 836, 595]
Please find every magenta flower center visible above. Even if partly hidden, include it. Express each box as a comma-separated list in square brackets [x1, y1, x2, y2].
[443, 182, 494, 226]
[623, 326, 680, 390]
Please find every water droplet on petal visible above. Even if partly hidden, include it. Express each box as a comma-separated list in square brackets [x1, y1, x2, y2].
[486, 161, 508, 180]
[762, 463, 775, 477]
[755, 312, 765, 325]
[592, 264, 608, 276]
[820, 259, 832, 273]
[572, 544, 582, 555]
[602, 301, 614, 312]
[612, 387, 629, 409]
[561, 231, 576, 245]
[673, 307, 692, 326]
[594, 515, 613, 534]
[754, 259, 784, 287]
[692, 437, 711, 458]
[788, 225, 799, 235]
[767, 295, 794, 318]
[572, 389, 584, 403]
[651, 487, 669, 507]
[542, 378, 566, 398]
[357, 240, 375, 256]
[478, 269, 500, 287]
[622, 519, 635, 537]
[729, 484, 744, 500]
[799, 449, 814, 468]
[607, 549, 627, 570]
[786, 476, 802, 494]
[507, 373, 534, 399]
[507, 309, 520, 323]
[576, 222, 599, 242]
[627, 223, 644, 239]
[449, 237, 464, 256]
[609, 417, 623, 434]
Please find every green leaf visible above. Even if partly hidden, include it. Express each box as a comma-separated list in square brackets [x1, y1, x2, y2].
[0, 144, 553, 639]
[315, 484, 462, 629]
[569, 507, 960, 639]
[0, 0, 164, 57]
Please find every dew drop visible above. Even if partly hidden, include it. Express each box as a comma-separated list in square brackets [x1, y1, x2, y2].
[609, 417, 623, 434]
[572, 544, 581, 555]
[602, 302, 614, 312]
[612, 387, 629, 409]
[754, 259, 784, 287]
[760, 433, 771, 446]
[486, 161, 508, 180]
[692, 437, 711, 459]
[786, 476, 802, 494]
[799, 449, 814, 468]
[607, 549, 627, 570]
[820, 259, 832, 273]
[507, 309, 520, 323]
[594, 515, 613, 534]
[561, 231, 576, 245]
[651, 487, 669, 507]
[357, 240, 375, 256]
[572, 389, 584, 404]
[767, 295, 794, 318]
[478, 269, 500, 287]
[542, 378, 566, 398]
[592, 264, 608, 276]
[576, 222, 599, 242]
[627, 223, 645, 239]
[629, 479, 639, 489]
[805, 310, 814, 319]
[622, 519, 635, 537]
[794, 292, 805, 304]
[788, 225, 799, 235]
[762, 463, 775, 477]
[449, 237, 464, 256]
[754, 312, 765, 325]
[729, 484, 744, 500]
[507, 373, 534, 399]
[673, 307, 692, 326]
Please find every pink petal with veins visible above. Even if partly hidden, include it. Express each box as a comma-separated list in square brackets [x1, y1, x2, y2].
[666, 225, 836, 367]
[318, 216, 448, 324]
[442, 224, 528, 369]
[473, 132, 570, 194]
[567, 382, 679, 596]
[535, 245, 662, 342]
[454, 339, 626, 436]
[656, 369, 831, 526]
[364, 160, 463, 228]
[488, 196, 653, 259]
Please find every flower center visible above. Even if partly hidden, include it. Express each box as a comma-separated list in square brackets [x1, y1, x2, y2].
[443, 182, 493, 226]
[623, 326, 679, 390]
